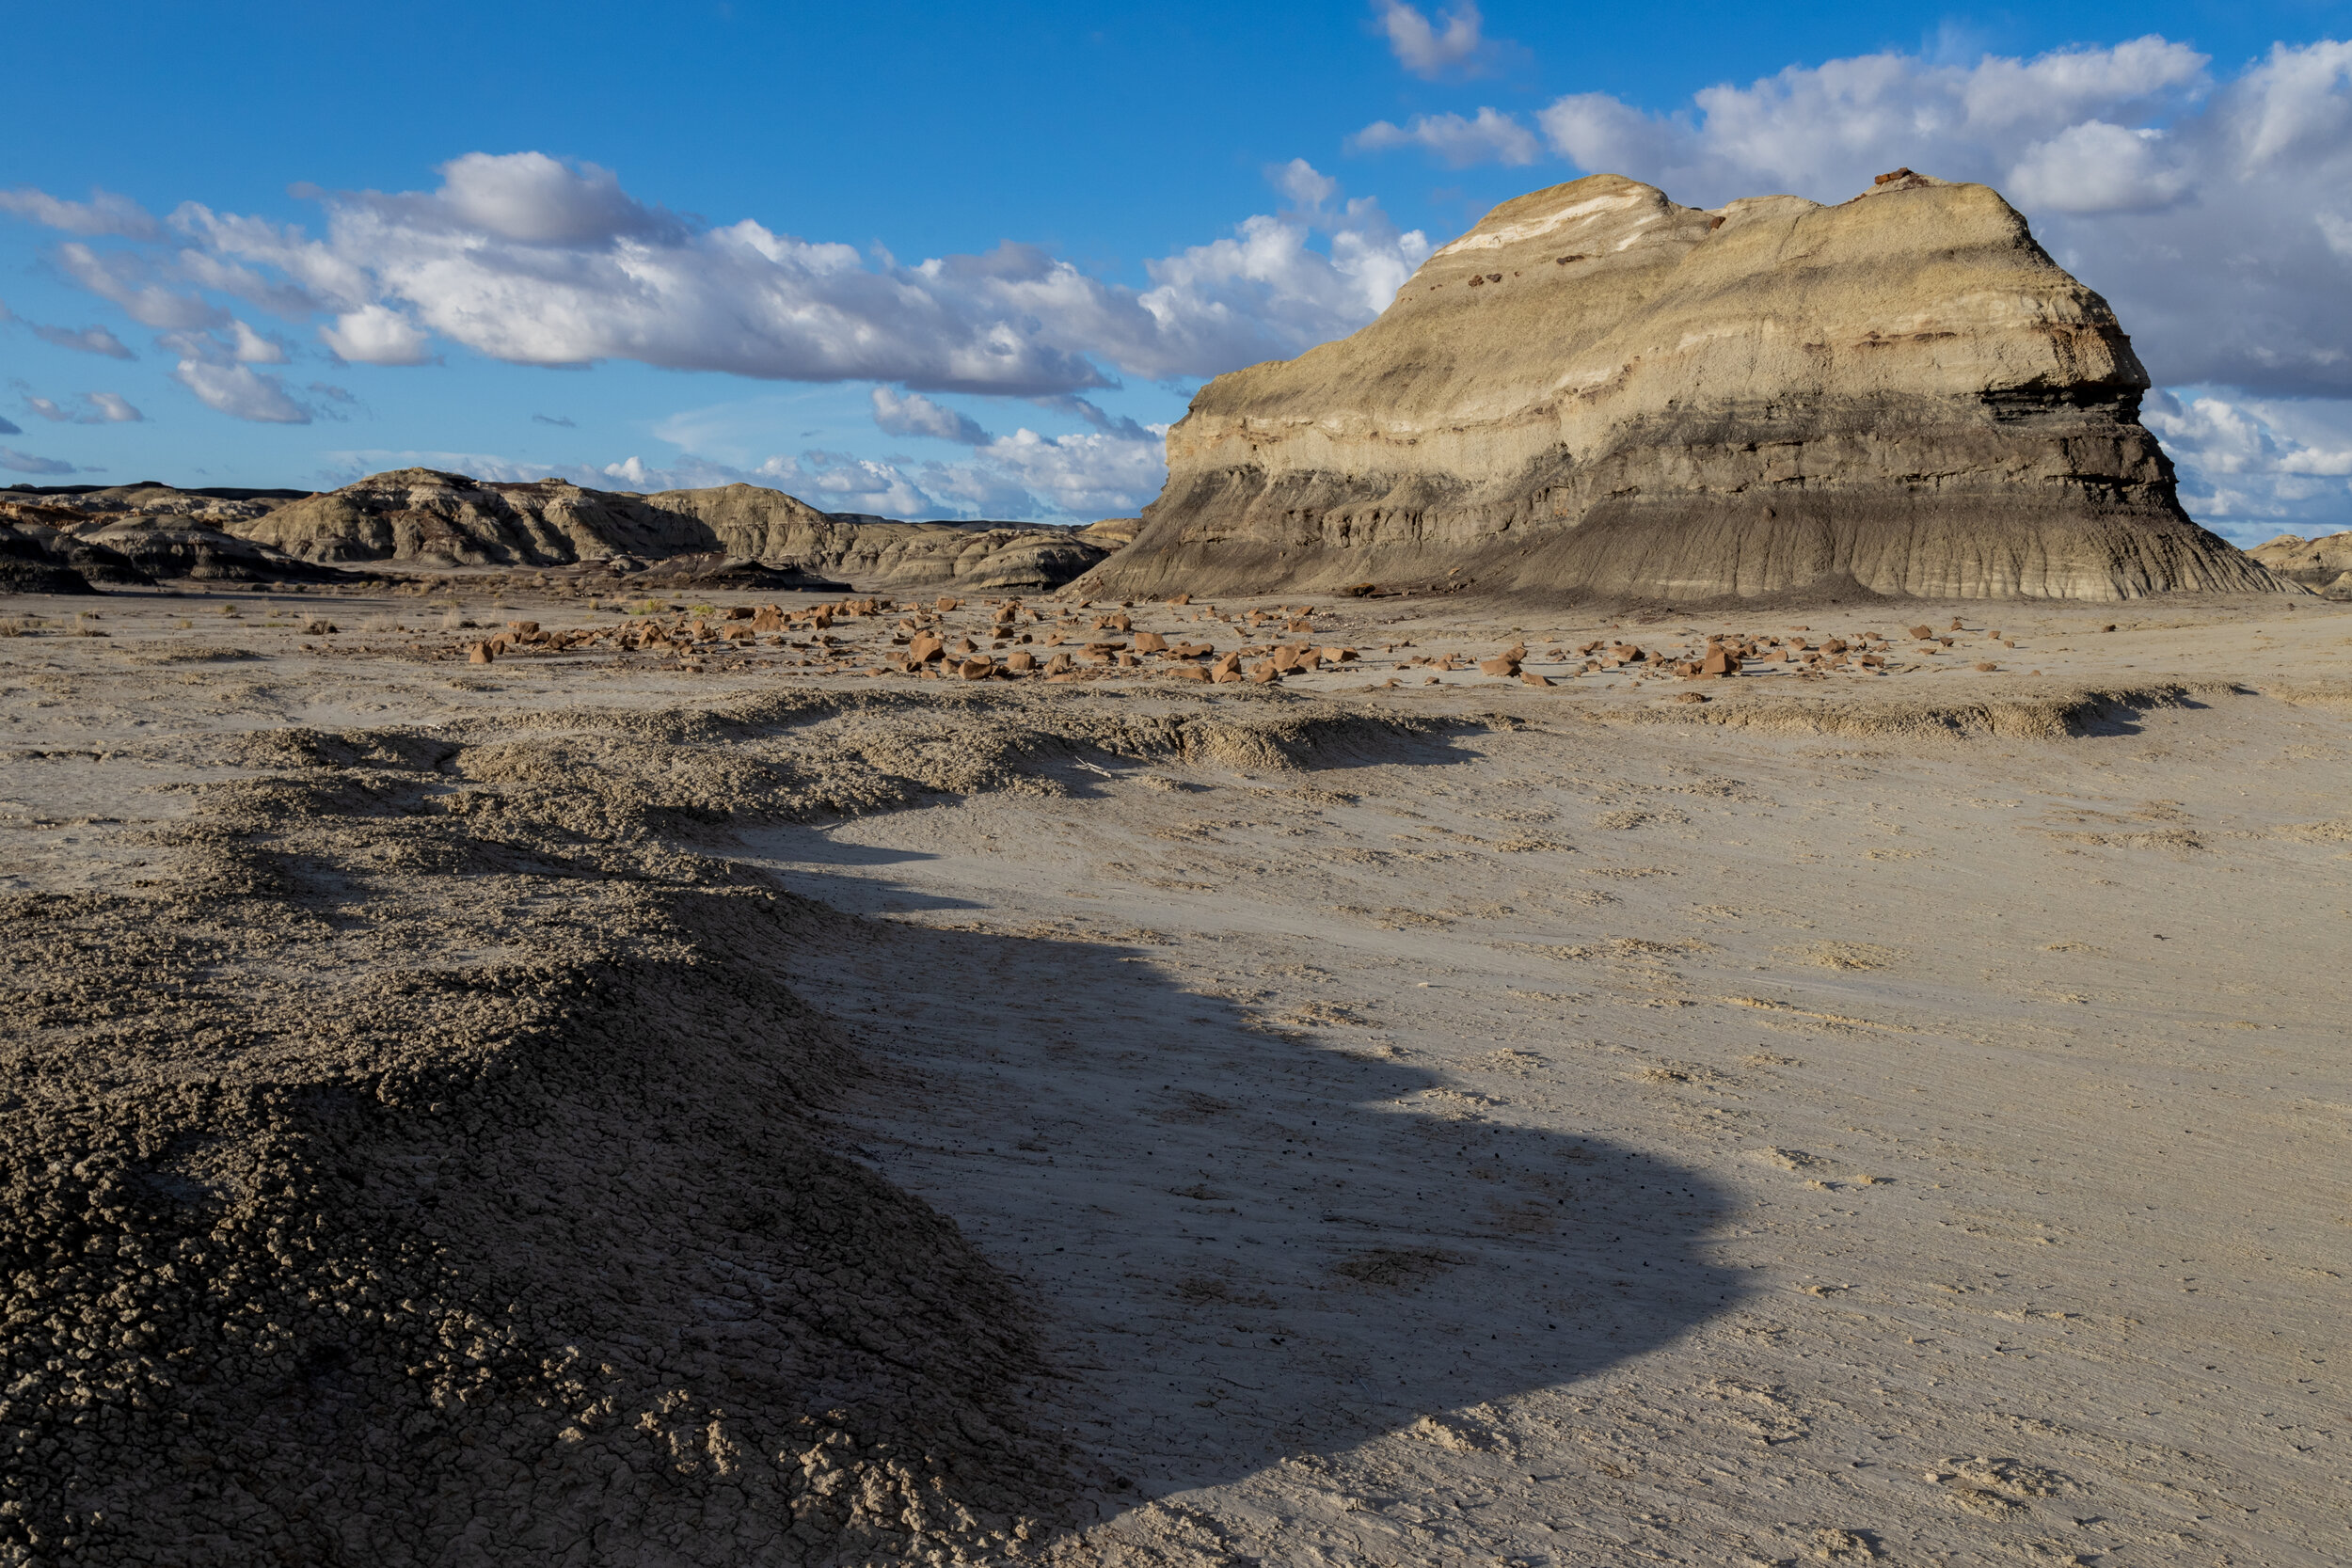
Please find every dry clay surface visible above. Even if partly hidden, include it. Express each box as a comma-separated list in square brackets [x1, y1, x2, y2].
[2, 584, 2349, 1565]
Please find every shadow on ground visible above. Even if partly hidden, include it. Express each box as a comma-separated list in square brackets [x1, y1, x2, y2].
[747, 840, 1746, 1532]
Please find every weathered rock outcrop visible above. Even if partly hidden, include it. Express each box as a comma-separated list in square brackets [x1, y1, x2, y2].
[648, 483, 1110, 590]
[1079, 171, 2282, 603]
[226, 470, 1114, 591]
[0, 518, 100, 594]
[238, 471, 714, 567]
[2249, 530, 2352, 594]
[3, 491, 372, 586]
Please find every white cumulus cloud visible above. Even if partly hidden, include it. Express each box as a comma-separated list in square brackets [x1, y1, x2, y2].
[870, 386, 988, 444]
[2143, 389, 2352, 539]
[321, 304, 433, 365]
[170, 360, 310, 424]
[54, 243, 223, 330]
[23, 390, 143, 424]
[23, 153, 1430, 400]
[0, 186, 161, 241]
[1351, 106, 1540, 166]
[2006, 121, 2189, 213]
[1371, 0, 1497, 80]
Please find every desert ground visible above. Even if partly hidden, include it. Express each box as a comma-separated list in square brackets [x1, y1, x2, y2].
[2, 578, 2345, 1566]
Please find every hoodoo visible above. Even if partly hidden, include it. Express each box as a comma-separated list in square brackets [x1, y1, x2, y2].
[1078, 171, 2283, 602]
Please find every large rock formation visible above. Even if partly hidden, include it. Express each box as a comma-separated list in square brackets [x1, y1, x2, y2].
[231, 470, 1112, 591]
[2249, 531, 2352, 595]
[648, 483, 1111, 591]
[238, 471, 712, 566]
[1079, 171, 2282, 602]
[2, 487, 369, 587]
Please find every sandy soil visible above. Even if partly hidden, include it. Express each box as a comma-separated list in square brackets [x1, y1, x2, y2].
[2, 578, 2345, 1566]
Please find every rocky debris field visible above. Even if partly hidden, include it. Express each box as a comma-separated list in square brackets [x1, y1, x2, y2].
[0, 579, 2346, 1566]
[14, 577, 2158, 702]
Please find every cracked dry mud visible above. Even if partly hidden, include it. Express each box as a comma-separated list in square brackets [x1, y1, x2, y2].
[2, 581, 2347, 1566]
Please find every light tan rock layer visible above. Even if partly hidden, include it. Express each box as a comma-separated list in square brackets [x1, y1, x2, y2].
[2249, 530, 2352, 593]
[647, 483, 1111, 592]
[1079, 171, 2284, 604]
[232, 469, 1113, 590]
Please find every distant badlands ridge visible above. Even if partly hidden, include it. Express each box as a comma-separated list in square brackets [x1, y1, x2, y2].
[0, 469, 1138, 594]
[1, 170, 2334, 606]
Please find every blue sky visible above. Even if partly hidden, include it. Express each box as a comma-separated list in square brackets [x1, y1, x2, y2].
[4, 0, 2350, 540]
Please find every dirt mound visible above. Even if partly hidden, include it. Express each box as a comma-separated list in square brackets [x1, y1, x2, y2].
[0, 732, 1076, 1566]
[1079, 172, 2283, 604]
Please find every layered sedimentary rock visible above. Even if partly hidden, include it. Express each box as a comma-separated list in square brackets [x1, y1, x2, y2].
[2, 491, 366, 586]
[239, 471, 711, 567]
[649, 483, 1111, 590]
[2249, 530, 2352, 594]
[1081, 171, 2282, 603]
[228, 470, 1112, 590]
[0, 518, 101, 594]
